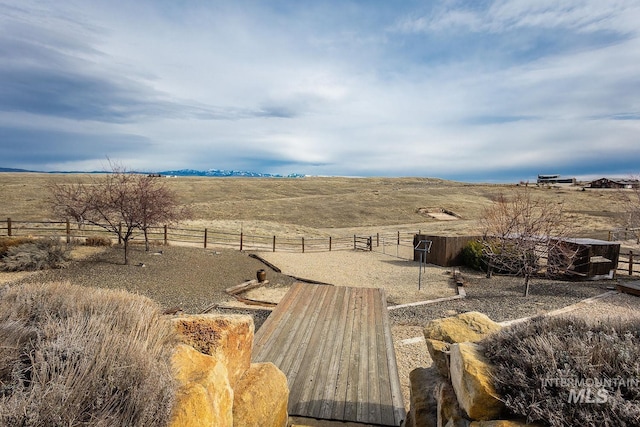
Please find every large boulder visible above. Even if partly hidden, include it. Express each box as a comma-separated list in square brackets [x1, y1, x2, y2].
[449, 342, 504, 421]
[173, 314, 254, 388]
[406, 367, 438, 427]
[233, 362, 289, 427]
[425, 338, 451, 378]
[423, 312, 502, 344]
[169, 344, 233, 427]
[435, 380, 467, 427]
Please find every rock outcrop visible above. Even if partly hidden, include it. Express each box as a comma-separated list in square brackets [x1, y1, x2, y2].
[170, 344, 234, 427]
[233, 362, 289, 427]
[449, 342, 504, 421]
[168, 314, 289, 427]
[409, 311, 539, 426]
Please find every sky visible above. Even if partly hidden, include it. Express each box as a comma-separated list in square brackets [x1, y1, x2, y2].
[1, 0, 639, 182]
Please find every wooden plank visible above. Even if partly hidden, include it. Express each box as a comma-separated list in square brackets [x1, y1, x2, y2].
[331, 288, 358, 420]
[293, 286, 345, 417]
[374, 288, 395, 426]
[344, 289, 363, 422]
[253, 284, 405, 426]
[367, 288, 383, 424]
[317, 286, 352, 419]
[355, 288, 370, 423]
[618, 281, 640, 296]
[253, 282, 306, 357]
[306, 286, 348, 418]
[380, 288, 407, 424]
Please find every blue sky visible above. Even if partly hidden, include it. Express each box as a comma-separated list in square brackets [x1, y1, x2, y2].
[1, 0, 639, 182]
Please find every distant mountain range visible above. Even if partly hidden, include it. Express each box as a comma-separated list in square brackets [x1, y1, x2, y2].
[0, 167, 305, 178]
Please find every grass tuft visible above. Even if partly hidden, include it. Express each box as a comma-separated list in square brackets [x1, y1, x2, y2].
[84, 235, 112, 247]
[0, 237, 71, 271]
[482, 315, 640, 426]
[0, 282, 177, 427]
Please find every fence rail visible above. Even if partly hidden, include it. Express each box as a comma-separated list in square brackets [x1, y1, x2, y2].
[0, 218, 415, 255]
[617, 251, 640, 277]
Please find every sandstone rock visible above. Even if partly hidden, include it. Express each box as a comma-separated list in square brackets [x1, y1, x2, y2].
[407, 367, 438, 427]
[470, 420, 542, 427]
[426, 338, 451, 378]
[423, 312, 502, 344]
[449, 342, 504, 421]
[435, 380, 468, 427]
[173, 314, 254, 387]
[233, 362, 289, 427]
[169, 344, 233, 427]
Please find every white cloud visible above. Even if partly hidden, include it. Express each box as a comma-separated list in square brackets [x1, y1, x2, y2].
[1, 0, 639, 180]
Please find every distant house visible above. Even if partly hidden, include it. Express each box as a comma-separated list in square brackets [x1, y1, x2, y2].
[537, 174, 576, 185]
[588, 178, 640, 189]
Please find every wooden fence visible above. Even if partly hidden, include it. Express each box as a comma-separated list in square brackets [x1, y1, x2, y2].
[0, 218, 415, 255]
[617, 251, 640, 277]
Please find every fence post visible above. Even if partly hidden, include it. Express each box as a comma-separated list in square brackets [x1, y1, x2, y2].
[354, 235, 356, 250]
[397, 231, 400, 245]
[608, 230, 612, 241]
[66, 219, 70, 243]
[329, 236, 332, 251]
[376, 233, 379, 247]
[164, 225, 168, 246]
[240, 232, 243, 251]
[302, 237, 305, 253]
[7, 218, 11, 236]
[369, 236, 372, 251]
[630, 251, 634, 276]
[204, 228, 208, 249]
[273, 236, 276, 252]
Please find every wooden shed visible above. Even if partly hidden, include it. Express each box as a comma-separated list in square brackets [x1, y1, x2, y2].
[413, 234, 481, 267]
[549, 237, 620, 279]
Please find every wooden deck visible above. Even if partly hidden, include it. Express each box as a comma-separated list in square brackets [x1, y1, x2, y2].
[252, 283, 405, 426]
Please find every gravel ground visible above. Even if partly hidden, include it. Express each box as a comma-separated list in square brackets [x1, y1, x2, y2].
[8, 245, 298, 318]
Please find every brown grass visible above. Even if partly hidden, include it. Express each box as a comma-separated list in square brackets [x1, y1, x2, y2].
[0, 282, 176, 426]
[482, 315, 640, 426]
[0, 173, 632, 240]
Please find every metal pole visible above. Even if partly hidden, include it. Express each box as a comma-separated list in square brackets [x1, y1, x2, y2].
[418, 252, 423, 290]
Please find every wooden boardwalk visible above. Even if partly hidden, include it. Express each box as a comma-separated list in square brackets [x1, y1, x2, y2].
[252, 283, 405, 426]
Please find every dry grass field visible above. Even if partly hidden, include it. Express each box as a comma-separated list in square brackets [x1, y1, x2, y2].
[0, 172, 630, 240]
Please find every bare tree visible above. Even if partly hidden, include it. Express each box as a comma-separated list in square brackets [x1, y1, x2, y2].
[134, 174, 188, 251]
[48, 166, 185, 265]
[481, 188, 576, 296]
[617, 177, 640, 243]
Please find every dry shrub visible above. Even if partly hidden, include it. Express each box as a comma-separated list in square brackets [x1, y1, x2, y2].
[482, 315, 640, 426]
[0, 237, 35, 257]
[0, 237, 71, 271]
[0, 282, 177, 427]
[84, 235, 112, 247]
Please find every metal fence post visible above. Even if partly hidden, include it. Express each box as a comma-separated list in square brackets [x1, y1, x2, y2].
[630, 251, 634, 276]
[164, 225, 168, 246]
[329, 236, 332, 251]
[302, 237, 305, 253]
[7, 218, 11, 236]
[273, 236, 276, 252]
[204, 228, 208, 248]
[240, 232, 243, 251]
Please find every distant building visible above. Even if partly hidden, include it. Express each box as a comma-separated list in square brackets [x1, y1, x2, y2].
[537, 174, 576, 185]
[588, 178, 640, 189]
